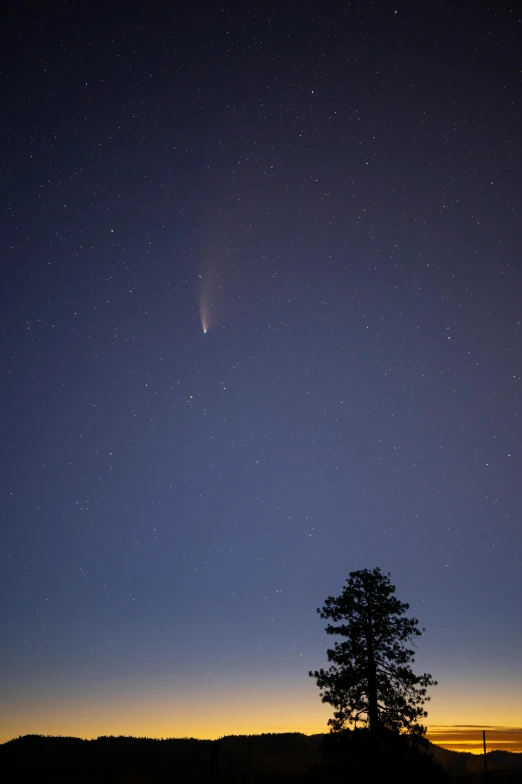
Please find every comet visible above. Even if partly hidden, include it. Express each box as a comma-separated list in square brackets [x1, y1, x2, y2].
[198, 275, 212, 334]
[198, 266, 220, 334]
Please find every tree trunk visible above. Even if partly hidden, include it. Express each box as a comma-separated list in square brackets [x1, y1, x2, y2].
[365, 621, 380, 737]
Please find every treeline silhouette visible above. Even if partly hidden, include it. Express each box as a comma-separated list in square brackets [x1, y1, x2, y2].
[1, 732, 521, 783]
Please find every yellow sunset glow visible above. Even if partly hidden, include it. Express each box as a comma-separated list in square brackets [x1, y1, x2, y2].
[1, 686, 521, 754]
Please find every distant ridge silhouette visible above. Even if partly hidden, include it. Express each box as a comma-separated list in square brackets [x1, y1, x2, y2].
[1, 732, 521, 782]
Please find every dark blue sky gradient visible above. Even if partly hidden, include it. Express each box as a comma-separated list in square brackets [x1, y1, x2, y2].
[1, 0, 521, 742]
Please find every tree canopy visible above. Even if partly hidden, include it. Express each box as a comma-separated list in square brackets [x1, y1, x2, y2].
[309, 567, 436, 736]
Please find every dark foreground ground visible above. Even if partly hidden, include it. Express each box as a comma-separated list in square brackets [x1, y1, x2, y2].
[1, 732, 521, 782]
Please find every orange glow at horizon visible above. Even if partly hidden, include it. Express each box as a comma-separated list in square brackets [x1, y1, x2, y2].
[1, 688, 521, 753]
[0, 688, 332, 745]
[426, 726, 522, 754]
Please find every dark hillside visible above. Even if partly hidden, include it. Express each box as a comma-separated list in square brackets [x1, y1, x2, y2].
[1, 733, 521, 782]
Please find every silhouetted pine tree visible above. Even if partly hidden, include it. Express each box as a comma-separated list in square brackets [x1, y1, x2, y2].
[310, 568, 447, 782]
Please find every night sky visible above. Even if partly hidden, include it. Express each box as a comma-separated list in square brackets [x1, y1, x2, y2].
[1, 1, 521, 751]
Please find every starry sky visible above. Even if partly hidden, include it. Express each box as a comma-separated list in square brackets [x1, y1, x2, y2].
[1, 0, 521, 751]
